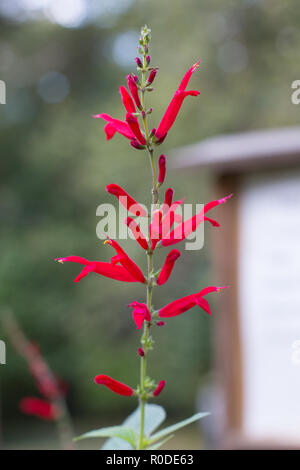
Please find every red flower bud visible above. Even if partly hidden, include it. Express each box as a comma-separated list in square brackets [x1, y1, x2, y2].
[164, 188, 174, 207]
[127, 74, 141, 109]
[156, 321, 165, 327]
[158, 154, 166, 184]
[94, 375, 134, 396]
[137, 347, 145, 357]
[125, 217, 148, 250]
[146, 55, 151, 65]
[19, 398, 59, 421]
[153, 380, 166, 397]
[135, 57, 143, 68]
[157, 249, 181, 286]
[106, 183, 147, 217]
[147, 68, 157, 85]
[126, 113, 146, 146]
[130, 139, 146, 150]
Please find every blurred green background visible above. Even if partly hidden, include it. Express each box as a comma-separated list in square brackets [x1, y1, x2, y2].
[0, 0, 299, 449]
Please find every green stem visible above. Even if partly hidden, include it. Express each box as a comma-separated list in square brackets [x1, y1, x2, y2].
[137, 45, 158, 450]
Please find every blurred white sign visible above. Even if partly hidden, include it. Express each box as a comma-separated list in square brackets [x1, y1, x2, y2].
[239, 170, 300, 442]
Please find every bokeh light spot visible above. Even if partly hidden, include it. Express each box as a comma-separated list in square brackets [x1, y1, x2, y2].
[38, 71, 70, 103]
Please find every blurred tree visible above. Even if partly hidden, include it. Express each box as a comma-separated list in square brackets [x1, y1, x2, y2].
[0, 0, 299, 435]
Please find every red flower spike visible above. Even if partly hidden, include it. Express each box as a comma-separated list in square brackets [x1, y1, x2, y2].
[120, 86, 136, 113]
[126, 113, 146, 145]
[137, 347, 145, 357]
[19, 398, 58, 421]
[106, 184, 147, 217]
[164, 188, 174, 208]
[161, 194, 232, 247]
[94, 113, 134, 141]
[125, 217, 148, 250]
[55, 256, 137, 283]
[153, 380, 166, 397]
[104, 239, 146, 284]
[158, 155, 166, 184]
[155, 60, 201, 141]
[147, 68, 157, 85]
[157, 249, 181, 286]
[128, 302, 151, 329]
[94, 375, 134, 397]
[127, 74, 142, 109]
[158, 286, 226, 318]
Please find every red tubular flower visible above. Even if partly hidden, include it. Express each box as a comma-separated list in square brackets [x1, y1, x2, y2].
[104, 239, 146, 284]
[106, 183, 147, 217]
[125, 113, 146, 145]
[93, 113, 134, 141]
[55, 256, 137, 283]
[161, 194, 232, 247]
[19, 398, 58, 421]
[125, 217, 148, 250]
[149, 209, 163, 250]
[160, 198, 184, 239]
[94, 375, 134, 397]
[157, 249, 181, 286]
[153, 380, 166, 397]
[128, 302, 151, 329]
[137, 347, 145, 357]
[158, 154, 166, 185]
[120, 86, 136, 113]
[154, 60, 201, 141]
[127, 74, 141, 109]
[158, 286, 226, 318]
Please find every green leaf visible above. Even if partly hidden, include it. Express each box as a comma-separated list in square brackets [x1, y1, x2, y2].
[147, 412, 210, 445]
[101, 404, 166, 450]
[146, 434, 175, 450]
[75, 425, 137, 448]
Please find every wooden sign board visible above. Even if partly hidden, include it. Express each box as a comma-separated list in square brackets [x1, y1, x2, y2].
[172, 127, 300, 449]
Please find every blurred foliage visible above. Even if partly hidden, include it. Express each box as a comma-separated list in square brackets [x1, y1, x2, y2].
[0, 0, 299, 435]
